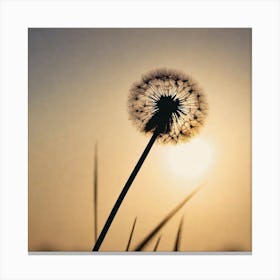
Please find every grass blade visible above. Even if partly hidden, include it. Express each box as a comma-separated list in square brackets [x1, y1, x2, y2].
[174, 216, 184, 251]
[126, 217, 137, 251]
[134, 184, 204, 251]
[153, 235, 162, 252]
[94, 143, 98, 243]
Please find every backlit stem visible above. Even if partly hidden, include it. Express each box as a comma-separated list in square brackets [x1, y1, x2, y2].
[92, 128, 160, 251]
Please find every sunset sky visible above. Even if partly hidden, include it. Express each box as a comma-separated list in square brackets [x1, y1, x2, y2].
[28, 28, 251, 252]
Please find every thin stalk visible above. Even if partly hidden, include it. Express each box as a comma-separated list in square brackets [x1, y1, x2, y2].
[94, 143, 98, 243]
[126, 217, 137, 251]
[153, 235, 162, 252]
[92, 129, 160, 251]
[174, 216, 184, 251]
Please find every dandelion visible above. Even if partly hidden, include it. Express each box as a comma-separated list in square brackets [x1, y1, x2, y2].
[93, 69, 208, 251]
[128, 68, 207, 144]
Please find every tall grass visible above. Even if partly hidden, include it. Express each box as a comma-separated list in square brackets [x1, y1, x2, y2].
[174, 216, 184, 251]
[93, 143, 98, 243]
[153, 236, 162, 251]
[134, 185, 204, 251]
[126, 217, 137, 251]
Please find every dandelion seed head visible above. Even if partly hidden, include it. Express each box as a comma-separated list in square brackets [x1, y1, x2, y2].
[128, 69, 208, 144]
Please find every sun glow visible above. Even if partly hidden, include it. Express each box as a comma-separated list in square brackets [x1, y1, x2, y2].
[162, 137, 214, 180]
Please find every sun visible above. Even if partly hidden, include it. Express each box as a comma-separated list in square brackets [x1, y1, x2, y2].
[161, 137, 214, 180]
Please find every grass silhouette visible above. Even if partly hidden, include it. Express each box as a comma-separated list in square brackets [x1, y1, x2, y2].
[126, 217, 137, 251]
[133, 185, 203, 251]
[93, 143, 98, 243]
[174, 216, 184, 251]
[153, 235, 162, 251]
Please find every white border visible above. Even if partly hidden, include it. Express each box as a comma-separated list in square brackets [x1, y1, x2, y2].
[1, 0, 279, 279]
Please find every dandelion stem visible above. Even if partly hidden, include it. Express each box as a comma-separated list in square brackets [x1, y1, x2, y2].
[92, 128, 160, 251]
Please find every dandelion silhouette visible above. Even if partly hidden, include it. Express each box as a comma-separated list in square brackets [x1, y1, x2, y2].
[93, 69, 208, 251]
[129, 69, 207, 144]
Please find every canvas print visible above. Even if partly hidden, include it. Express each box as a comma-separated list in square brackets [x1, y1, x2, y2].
[28, 28, 251, 252]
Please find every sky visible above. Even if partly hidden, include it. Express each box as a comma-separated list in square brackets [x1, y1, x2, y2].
[28, 28, 251, 252]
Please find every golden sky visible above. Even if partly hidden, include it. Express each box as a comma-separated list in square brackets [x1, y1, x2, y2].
[28, 28, 251, 252]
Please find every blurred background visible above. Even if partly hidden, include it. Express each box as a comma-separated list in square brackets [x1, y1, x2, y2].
[28, 28, 251, 252]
